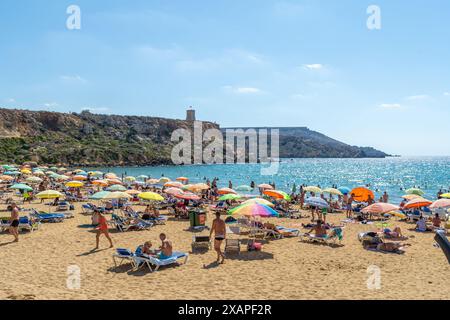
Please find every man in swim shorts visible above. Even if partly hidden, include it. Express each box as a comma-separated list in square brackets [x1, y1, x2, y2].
[159, 233, 173, 259]
[210, 212, 226, 264]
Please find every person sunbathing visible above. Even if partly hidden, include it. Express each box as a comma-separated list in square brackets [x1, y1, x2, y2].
[416, 215, 432, 232]
[306, 220, 327, 238]
[158, 233, 173, 259]
[432, 214, 442, 229]
[383, 227, 404, 238]
[140, 241, 157, 257]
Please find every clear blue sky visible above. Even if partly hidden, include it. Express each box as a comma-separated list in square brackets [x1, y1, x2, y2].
[1, 0, 449, 156]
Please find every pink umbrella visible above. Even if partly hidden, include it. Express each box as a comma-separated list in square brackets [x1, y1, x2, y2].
[361, 202, 399, 214]
[174, 193, 201, 201]
[429, 199, 450, 209]
[164, 187, 184, 196]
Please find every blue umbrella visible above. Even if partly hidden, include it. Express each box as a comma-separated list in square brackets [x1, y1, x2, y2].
[305, 197, 329, 208]
[338, 187, 351, 195]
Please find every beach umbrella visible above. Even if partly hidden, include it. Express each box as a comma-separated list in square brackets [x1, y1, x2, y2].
[89, 191, 111, 200]
[125, 189, 141, 195]
[89, 171, 104, 178]
[0, 175, 14, 181]
[138, 192, 165, 201]
[92, 179, 109, 187]
[235, 185, 253, 192]
[257, 183, 273, 190]
[440, 193, 450, 199]
[137, 175, 149, 181]
[164, 181, 184, 188]
[304, 186, 323, 194]
[322, 188, 343, 196]
[5, 171, 20, 176]
[65, 181, 84, 188]
[403, 197, 432, 209]
[21, 169, 32, 175]
[147, 178, 159, 184]
[229, 203, 279, 217]
[388, 211, 407, 219]
[405, 188, 425, 196]
[124, 176, 136, 183]
[103, 192, 132, 200]
[429, 199, 450, 209]
[73, 175, 87, 181]
[401, 194, 421, 201]
[218, 187, 237, 195]
[263, 189, 291, 201]
[107, 178, 123, 185]
[158, 177, 171, 184]
[218, 194, 242, 201]
[107, 185, 127, 191]
[176, 177, 189, 182]
[26, 176, 43, 184]
[190, 183, 210, 191]
[350, 187, 375, 202]
[241, 198, 275, 207]
[164, 187, 184, 196]
[305, 197, 329, 208]
[36, 190, 63, 199]
[338, 187, 351, 195]
[33, 171, 45, 176]
[361, 203, 399, 214]
[9, 183, 33, 191]
[174, 193, 201, 201]
[104, 173, 118, 179]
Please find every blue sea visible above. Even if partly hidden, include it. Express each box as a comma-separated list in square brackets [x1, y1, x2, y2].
[87, 157, 450, 204]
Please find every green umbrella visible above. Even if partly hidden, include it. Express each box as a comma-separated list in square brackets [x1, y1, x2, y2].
[218, 194, 242, 201]
[9, 183, 33, 191]
[89, 191, 111, 200]
[406, 188, 425, 196]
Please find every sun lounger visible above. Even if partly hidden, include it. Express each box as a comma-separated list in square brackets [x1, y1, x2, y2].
[300, 227, 344, 245]
[225, 239, 241, 255]
[81, 203, 96, 215]
[112, 248, 138, 270]
[18, 216, 40, 232]
[276, 226, 300, 237]
[112, 214, 152, 232]
[191, 235, 211, 252]
[31, 209, 65, 223]
[134, 252, 189, 272]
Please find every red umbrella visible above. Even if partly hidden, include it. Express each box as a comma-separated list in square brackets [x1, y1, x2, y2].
[361, 203, 399, 214]
[404, 197, 432, 209]
[217, 188, 237, 195]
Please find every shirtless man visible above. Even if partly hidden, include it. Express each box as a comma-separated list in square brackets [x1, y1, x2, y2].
[159, 233, 173, 259]
[210, 212, 226, 264]
[307, 220, 327, 238]
[8, 203, 20, 242]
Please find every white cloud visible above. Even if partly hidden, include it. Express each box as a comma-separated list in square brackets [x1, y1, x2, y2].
[405, 94, 429, 101]
[303, 64, 324, 70]
[379, 103, 402, 109]
[222, 86, 263, 94]
[83, 107, 110, 113]
[60, 75, 87, 83]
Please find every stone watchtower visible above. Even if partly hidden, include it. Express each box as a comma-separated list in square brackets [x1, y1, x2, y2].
[186, 106, 196, 121]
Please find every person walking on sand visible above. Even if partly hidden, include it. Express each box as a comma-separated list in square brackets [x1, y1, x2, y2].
[8, 203, 20, 242]
[210, 212, 226, 264]
[95, 211, 113, 250]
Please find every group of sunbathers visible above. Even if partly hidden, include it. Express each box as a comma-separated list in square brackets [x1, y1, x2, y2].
[138, 233, 173, 260]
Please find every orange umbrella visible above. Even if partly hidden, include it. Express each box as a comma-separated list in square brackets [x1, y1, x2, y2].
[361, 203, 399, 214]
[258, 183, 274, 190]
[263, 189, 287, 200]
[107, 179, 123, 185]
[217, 187, 237, 195]
[125, 189, 141, 195]
[164, 181, 184, 188]
[350, 187, 375, 202]
[404, 197, 432, 209]
[176, 177, 189, 181]
[73, 175, 87, 181]
[92, 179, 109, 187]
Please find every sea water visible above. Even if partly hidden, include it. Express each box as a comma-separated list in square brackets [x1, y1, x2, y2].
[87, 156, 450, 204]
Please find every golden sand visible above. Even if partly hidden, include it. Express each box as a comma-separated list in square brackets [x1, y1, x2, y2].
[0, 201, 449, 300]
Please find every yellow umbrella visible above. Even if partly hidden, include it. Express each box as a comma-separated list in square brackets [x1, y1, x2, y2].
[21, 169, 32, 174]
[103, 192, 132, 200]
[138, 192, 164, 201]
[322, 188, 343, 196]
[440, 193, 450, 199]
[304, 186, 323, 194]
[36, 190, 63, 199]
[65, 181, 84, 188]
[158, 177, 171, 183]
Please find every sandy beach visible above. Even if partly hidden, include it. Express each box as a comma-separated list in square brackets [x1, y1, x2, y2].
[1, 200, 449, 300]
